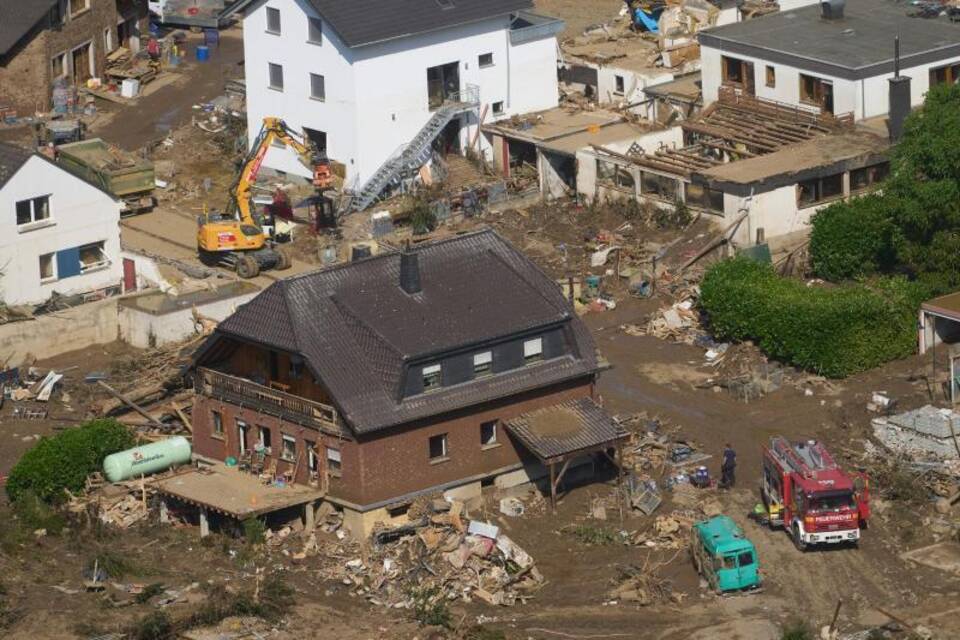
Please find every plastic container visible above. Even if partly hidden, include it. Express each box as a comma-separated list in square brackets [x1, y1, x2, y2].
[196, 45, 210, 62]
[103, 436, 192, 482]
[120, 78, 140, 98]
[203, 29, 220, 46]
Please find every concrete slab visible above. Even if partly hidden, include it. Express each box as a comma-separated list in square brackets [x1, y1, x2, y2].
[901, 542, 960, 575]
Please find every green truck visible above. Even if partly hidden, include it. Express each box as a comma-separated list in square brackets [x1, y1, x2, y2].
[690, 515, 760, 593]
[56, 138, 156, 216]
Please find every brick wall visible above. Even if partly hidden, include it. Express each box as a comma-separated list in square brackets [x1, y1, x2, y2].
[0, 26, 51, 116]
[0, 0, 148, 114]
[192, 376, 596, 509]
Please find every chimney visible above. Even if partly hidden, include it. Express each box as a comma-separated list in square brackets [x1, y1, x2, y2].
[820, 0, 844, 20]
[399, 244, 421, 295]
[888, 36, 911, 143]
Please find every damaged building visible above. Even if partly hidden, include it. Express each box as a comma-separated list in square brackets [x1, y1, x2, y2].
[188, 230, 626, 538]
[0, 142, 123, 306]
[222, 0, 564, 213]
[0, 0, 148, 117]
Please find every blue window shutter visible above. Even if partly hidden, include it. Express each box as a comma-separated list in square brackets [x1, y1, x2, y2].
[56, 247, 81, 279]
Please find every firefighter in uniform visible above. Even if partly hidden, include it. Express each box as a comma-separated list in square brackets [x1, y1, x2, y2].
[720, 443, 737, 489]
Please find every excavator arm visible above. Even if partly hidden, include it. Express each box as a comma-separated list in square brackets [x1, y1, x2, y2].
[229, 117, 330, 226]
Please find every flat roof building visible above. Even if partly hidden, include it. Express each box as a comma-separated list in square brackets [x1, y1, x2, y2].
[699, 0, 960, 120]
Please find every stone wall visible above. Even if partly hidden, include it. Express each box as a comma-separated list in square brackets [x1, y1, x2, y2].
[0, 297, 118, 364]
[0, 0, 148, 114]
[0, 25, 51, 116]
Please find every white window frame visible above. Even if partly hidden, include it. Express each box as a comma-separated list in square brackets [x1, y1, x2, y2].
[39, 252, 57, 284]
[429, 433, 448, 461]
[265, 6, 281, 34]
[68, 0, 90, 18]
[481, 420, 497, 447]
[310, 73, 325, 101]
[281, 434, 296, 461]
[211, 410, 224, 437]
[51, 51, 68, 78]
[473, 351, 493, 377]
[78, 241, 110, 273]
[268, 62, 284, 91]
[326, 446, 342, 474]
[16, 195, 53, 231]
[258, 425, 272, 451]
[422, 363, 442, 391]
[523, 337, 543, 362]
[307, 17, 323, 44]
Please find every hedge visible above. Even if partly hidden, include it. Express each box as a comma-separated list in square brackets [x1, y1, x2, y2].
[699, 258, 922, 378]
[5, 419, 134, 504]
[809, 194, 895, 282]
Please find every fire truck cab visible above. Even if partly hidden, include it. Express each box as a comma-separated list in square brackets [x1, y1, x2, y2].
[761, 437, 869, 551]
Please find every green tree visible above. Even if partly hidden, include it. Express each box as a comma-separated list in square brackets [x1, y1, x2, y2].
[810, 81, 960, 290]
[5, 419, 134, 504]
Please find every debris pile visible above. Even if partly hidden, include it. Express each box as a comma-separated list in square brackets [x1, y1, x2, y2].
[314, 505, 544, 608]
[608, 557, 681, 606]
[873, 405, 960, 461]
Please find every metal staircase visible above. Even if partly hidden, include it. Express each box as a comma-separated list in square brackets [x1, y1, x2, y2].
[343, 84, 480, 214]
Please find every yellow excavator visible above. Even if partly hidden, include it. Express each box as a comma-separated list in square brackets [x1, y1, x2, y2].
[197, 117, 334, 278]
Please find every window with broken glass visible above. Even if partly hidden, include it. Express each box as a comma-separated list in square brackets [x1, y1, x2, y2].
[640, 171, 678, 202]
[597, 160, 634, 190]
[685, 182, 724, 214]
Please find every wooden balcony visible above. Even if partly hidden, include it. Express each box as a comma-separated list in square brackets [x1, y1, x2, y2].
[196, 367, 342, 436]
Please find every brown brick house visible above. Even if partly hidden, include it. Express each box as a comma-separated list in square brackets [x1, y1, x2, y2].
[0, 0, 148, 116]
[190, 229, 626, 536]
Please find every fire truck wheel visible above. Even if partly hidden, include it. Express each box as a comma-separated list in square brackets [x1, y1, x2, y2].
[792, 524, 807, 552]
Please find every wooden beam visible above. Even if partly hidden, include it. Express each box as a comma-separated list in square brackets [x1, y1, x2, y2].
[97, 381, 163, 427]
[549, 462, 557, 513]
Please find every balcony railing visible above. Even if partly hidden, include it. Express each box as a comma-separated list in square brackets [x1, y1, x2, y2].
[197, 367, 342, 435]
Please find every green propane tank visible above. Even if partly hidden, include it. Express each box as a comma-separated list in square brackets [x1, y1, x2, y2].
[103, 436, 192, 482]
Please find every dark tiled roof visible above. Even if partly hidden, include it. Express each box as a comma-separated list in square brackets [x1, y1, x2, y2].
[506, 398, 628, 462]
[226, 0, 532, 48]
[0, 0, 57, 55]
[0, 142, 33, 190]
[698, 0, 960, 80]
[206, 229, 599, 435]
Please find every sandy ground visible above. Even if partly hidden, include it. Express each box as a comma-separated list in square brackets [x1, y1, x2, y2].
[534, 0, 626, 38]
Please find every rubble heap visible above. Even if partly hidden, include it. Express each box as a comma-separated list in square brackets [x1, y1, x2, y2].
[311, 502, 545, 609]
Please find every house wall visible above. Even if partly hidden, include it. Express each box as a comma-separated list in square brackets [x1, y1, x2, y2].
[0, 296, 117, 364]
[575, 126, 685, 204]
[243, 0, 358, 180]
[242, 0, 559, 183]
[118, 290, 259, 348]
[0, 0, 147, 114]
[0, 156, 122, 306]
[191, 375, 596, 509]
[701, 45, 960, 120]
[0, 25, 51, 116]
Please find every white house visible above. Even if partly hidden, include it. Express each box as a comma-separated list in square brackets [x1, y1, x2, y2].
[0, 143, 122, 307]
[698, 0, 960, 121]
[224, 0, 564, 209]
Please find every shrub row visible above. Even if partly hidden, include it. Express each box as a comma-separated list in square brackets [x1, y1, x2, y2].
[700, 258, 922, 378]
[5, 419, 134, 504]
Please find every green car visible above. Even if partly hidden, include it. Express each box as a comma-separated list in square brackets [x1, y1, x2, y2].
[690, 515, 760, 593]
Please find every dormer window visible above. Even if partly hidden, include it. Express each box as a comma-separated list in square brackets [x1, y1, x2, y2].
[473, 351, 493, 377]
[523, 338, 543, 364]
[422, 364, 442, 391]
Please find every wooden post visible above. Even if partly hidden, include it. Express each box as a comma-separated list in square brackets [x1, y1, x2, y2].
[199, 507, 210, 538]
[549, 462, 557, 513]
[304, 500, 315, 532]
[159, 498, 169, 524]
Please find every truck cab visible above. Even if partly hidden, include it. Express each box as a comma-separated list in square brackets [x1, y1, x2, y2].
[691, 515, 760, 593]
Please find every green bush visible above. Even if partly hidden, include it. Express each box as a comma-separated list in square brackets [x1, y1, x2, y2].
[700, 258, 922, 378]
[810, 195, 895, 281]
[5, 419, 134, 504]
[12, 491, 65, 534]
[408, 585, 452, 628]
[780, 619, 814, 640]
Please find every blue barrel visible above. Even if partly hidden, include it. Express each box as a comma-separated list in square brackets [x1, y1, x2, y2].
[196, 45, 210, 62]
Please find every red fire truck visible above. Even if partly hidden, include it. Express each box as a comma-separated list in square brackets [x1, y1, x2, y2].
[761, 437, 869, 551]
